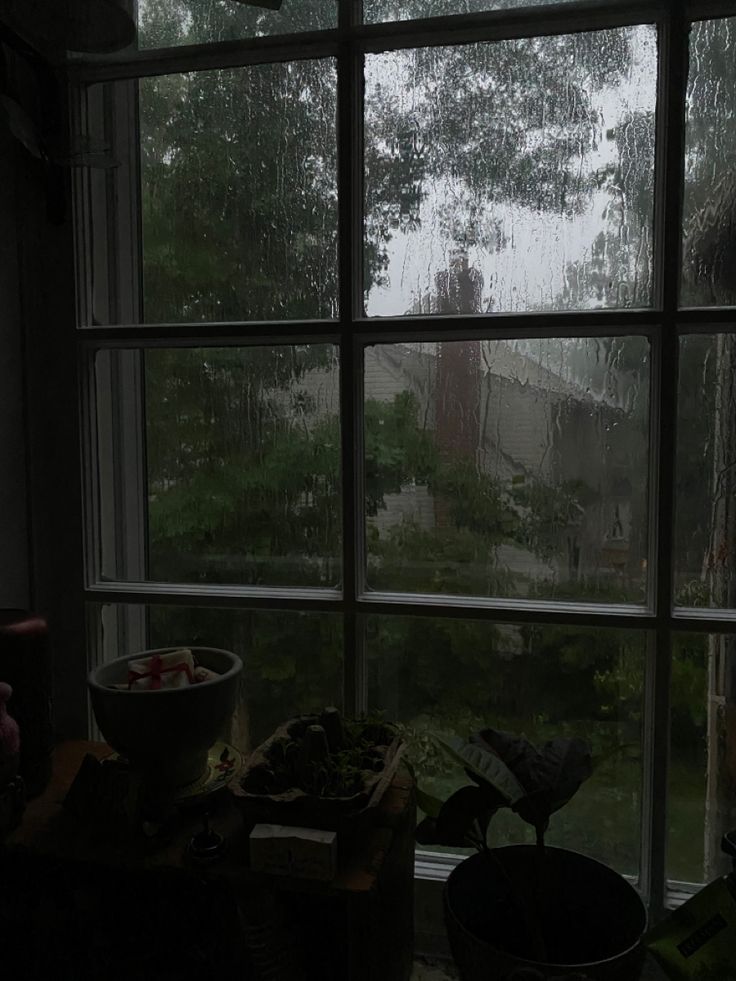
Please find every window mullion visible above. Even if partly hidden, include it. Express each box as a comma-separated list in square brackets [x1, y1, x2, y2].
[356, 0, 667, 53]
[645, 1, 689, 917]
[338, 0, 364, 715]
[686, 0, 736, 20]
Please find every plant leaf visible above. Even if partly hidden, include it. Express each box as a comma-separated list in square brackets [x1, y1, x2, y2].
[435, 735, 526, 805]
[473, 729, 592, 831]
[415, 786, 443, 819]
[0, 95, 43, 159]
[436, 786, 495, 847]
[415, 786, 497, 848]
[415, 816, 441, 846]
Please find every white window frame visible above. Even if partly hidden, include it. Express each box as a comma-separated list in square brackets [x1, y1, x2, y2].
[68, 0, 736, 921]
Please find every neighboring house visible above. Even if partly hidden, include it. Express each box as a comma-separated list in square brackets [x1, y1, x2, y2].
[288, 253, 646, 596]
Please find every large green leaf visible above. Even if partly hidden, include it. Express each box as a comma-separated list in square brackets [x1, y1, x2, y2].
[473, 729, 592, 833]
[415, 786, 443, 820]
[415, 786, 497, 848]
[435, 735, 526, 805]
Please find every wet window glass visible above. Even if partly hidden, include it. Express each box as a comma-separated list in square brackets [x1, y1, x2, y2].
[368, 615, 644, 878]
[364, 336, 650, 603]
[364, 27, 657, 316]
[676, 333, 736, 609]
[683, 18, 736, 307]
[93, 346, 342, 588]
[138, 0, 336, 49]
[140, 60, 338, 323]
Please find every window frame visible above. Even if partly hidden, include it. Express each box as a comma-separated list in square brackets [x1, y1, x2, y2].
[69, 0, 736, 919]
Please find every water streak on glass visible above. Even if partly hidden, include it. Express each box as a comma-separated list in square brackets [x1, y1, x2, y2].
[367, 614, 643, 877]
[138, 0, 336, 48]
[140, 60, 338, 323]
[366, 0, 578, 22]
[668, 634, 735, 886]
[683, 18, 736, 306]
[676, 334, 736, 609]
[364, 27, 657, 316]
[364, 336, 650, 603]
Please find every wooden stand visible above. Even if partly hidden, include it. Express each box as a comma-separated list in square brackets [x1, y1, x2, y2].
[1, 741, 415, 981]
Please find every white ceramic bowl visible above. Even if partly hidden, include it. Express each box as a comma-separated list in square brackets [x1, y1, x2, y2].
[88, 647, 242, 789]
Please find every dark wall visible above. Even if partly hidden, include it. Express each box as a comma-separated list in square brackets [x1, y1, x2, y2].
[2, 46, 87, 737]
[0, 113, 30, 609]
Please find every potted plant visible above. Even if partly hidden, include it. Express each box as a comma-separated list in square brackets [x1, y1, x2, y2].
[415, 727, 647, 981]
[235, 708, 404, 838]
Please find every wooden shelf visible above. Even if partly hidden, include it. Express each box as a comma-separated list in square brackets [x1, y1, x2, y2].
[2, 740, 416, 981]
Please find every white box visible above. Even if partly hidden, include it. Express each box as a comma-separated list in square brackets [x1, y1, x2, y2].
[249, 824, 338, 881]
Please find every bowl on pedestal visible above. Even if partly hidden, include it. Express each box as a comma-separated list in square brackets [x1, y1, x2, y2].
[88, 647, 242, 793]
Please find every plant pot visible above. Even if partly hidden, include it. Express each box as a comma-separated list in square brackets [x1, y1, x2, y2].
[444, 847, 647, 981]
[88, 647, 242, 791]
[233, 714, 403, 846]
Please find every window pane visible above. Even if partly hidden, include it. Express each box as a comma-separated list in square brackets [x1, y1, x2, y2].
[365, 0, 578, 22]
[364, 27, 657, 316]
[676, 333, 736, 609]
[365, 336, 650, 603]
[140, 60, 338, 323]
[683, 18, 736, 307]
[367, 615, 644, 877]
[90, 603, 343, 751]
[138, 0, 336, 49]
[669, 633, 735, 886]
[93, 345, 341, 588]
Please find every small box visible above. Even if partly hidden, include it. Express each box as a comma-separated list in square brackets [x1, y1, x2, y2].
[249, 824, 338, 882]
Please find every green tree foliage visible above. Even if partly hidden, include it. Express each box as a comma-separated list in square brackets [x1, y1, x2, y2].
[146, 346, 341, 586]
[140, 58, 338, 323]
[364, 392, 436, 516]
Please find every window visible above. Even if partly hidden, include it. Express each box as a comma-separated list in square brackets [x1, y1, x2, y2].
[72, 0, 736, 914]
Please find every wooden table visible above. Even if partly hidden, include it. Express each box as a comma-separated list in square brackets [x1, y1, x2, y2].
[1, 741, 416, 981]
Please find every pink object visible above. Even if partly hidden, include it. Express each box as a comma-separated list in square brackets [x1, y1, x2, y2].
[0, 682, 20, 757]
[126, 649, 198, 691]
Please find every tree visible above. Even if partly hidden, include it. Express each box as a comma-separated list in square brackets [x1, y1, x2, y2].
[140, 58, 338, 323]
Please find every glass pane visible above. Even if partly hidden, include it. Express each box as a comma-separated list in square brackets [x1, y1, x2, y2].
[365, 336, 650, 603]
[140, 60, 338, 323]
[676, 333, 736, 609]
[93, 345, 341, 587]
[669, 633, 736, 886]
[90, 604, 343, 751]
[683, 18, 736, 307]
[138, 0, 336, 49]
[367, 615, 644, 877]
[364, 27, 657, 316]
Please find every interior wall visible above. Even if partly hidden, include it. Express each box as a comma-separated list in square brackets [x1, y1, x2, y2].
[0, 120, 30, 610]
[1, 44, 87, 737]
